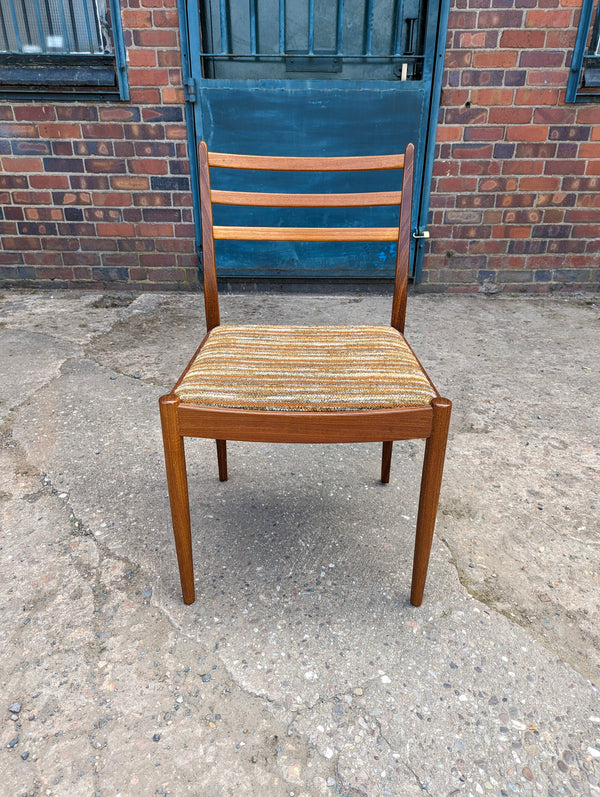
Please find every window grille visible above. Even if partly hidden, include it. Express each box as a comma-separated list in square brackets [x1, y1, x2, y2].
[0, 0, 128, 98]
[567, 0, 600, 102]
[199, 0, 427, 81]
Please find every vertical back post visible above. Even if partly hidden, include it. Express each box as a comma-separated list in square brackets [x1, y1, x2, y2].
[198, 141, 220, 331]
[391, 142, 414, 334]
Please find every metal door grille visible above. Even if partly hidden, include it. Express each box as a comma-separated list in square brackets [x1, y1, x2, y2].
[200, 0, 427, 80]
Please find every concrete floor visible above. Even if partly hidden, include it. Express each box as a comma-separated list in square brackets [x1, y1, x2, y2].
[0, 288, 599, 796]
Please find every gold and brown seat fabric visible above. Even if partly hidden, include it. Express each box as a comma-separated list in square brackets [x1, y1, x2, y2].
[175, 324, 437, 412]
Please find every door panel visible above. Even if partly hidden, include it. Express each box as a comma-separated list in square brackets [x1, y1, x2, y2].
[185, 0, 448, 280]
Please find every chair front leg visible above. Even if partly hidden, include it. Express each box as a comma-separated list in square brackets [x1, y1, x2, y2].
[159, 395, 195, 604]
[410, 397, 452, 606]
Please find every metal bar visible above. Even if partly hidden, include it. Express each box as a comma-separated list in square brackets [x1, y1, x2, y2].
[80, 0, 97, 52]
[278, 0, 284, 54]
[8, 0, 22, 50]
[566, 0, 596, 101]
[109, 0, 129, 97]
[32, 0, 47, 52]
[218, 0, 228, 53]
[19, 0, 33, 47]
[0, 2, 11, 50]
[392, 0, 404, 55]
[201, 50, 423, 60]
[307, 0, 314, 54]
[56, 0, 71, 53]
[363, 0, 374, 55]
[66, 0, 80, 51]
[413, 0, 450, 282]
[43, 0, 55, 36]
[249, 0, 257, 54]
[335, 0, 344, 55]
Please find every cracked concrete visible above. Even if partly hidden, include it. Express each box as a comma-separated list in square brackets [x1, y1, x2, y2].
[1, 288, 599, 796]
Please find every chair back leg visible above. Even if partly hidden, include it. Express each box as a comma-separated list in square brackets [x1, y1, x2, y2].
[410, 397, 452, 606]
[216, 439, 228, 481]
[381, 441, 393, 484]
[159, 395, 195, 604]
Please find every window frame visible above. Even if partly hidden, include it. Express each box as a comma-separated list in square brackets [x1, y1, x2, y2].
[0, 0, 128, 100]
[567, 0, 600, 103]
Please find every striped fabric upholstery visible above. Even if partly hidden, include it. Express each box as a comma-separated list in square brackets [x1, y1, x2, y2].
[175, 325, 437, 411]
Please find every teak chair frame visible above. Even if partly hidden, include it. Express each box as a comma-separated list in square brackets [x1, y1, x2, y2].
[159, 141, 451, 607]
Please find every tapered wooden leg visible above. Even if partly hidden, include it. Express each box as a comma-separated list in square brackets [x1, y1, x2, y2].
[216, 439, 228, 481]
[410, 397, 452, 606]
[159, 395, 195, 604]
[381, 441, 393, 484]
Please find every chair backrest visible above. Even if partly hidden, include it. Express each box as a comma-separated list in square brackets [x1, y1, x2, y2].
[198, 140, 414, 335]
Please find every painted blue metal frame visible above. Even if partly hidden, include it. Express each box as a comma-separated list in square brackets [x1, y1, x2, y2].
[566, 0, 600, 103]
[413, 0, 449, 280]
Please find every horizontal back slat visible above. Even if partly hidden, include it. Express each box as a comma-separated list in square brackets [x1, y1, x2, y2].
[208, 152, 405, 171]
[213, 225, 399, 242]
[211, 189, 402, 207]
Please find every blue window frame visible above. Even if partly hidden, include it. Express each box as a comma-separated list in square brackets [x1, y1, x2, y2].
[567, 0, 600, 103]
[0, 0, 128, 99]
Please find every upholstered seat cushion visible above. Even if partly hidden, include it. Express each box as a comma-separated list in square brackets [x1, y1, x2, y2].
[175, 325, 437, 411]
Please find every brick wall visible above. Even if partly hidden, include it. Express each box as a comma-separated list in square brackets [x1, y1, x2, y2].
[424, 0, 600, 293]
[0, 0, 197, 290]
[1, 0, 599, 292]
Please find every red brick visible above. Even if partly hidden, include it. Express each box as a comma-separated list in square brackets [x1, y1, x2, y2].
[38, 123, 81, 139]
[533, 107, 577, 124]
[2, 157, 43, 172]
[161, 88, 186, 104]
[473, 50, 518, 68]
[544, 159, 586, 175]
[129, 88, 162, 104]
[14, 106, 56, 122]
[153, 8, 179, 26]
[129, 158, 169, 175]
[479, 9, 524, 27]
[111, 176, 151, 190]
[133, 29, 178, 47]
[488, 107, 532, 124]
[526, 70, 569, 86]
[30, 175, 70, 190]
[0, 123, 37, 138]
[519, 51, 565, 68]
[470, 89, 515, 106]
[519, 176, 561, 191]
[136, 223, 175, 237]
[503, 160, 544, 175]
[491, 225, 532, 238]
[121, 8, 153, 26]
[82, 123, 125, 139]
[129, 68, 171, 87]
[128, 50, 158, 67]
[93, 192, 133, 207]
[526, 8, 573, 26]
[458, 32, 487, 48]
[514, 88, 560, 105]
[3, 237, 42, 250]
[506, 125, 549, 142]
[500, 29, 545, 48]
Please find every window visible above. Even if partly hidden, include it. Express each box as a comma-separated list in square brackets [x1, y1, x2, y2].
[0, 0, 128, 99]
[199, 0, 427, 81]
[567, 0, 600, 102]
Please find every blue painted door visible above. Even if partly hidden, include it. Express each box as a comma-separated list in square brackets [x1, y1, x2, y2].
[181, 0, 449, 281]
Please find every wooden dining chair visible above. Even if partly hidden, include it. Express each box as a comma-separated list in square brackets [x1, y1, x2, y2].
[159, 141, 451, 607]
